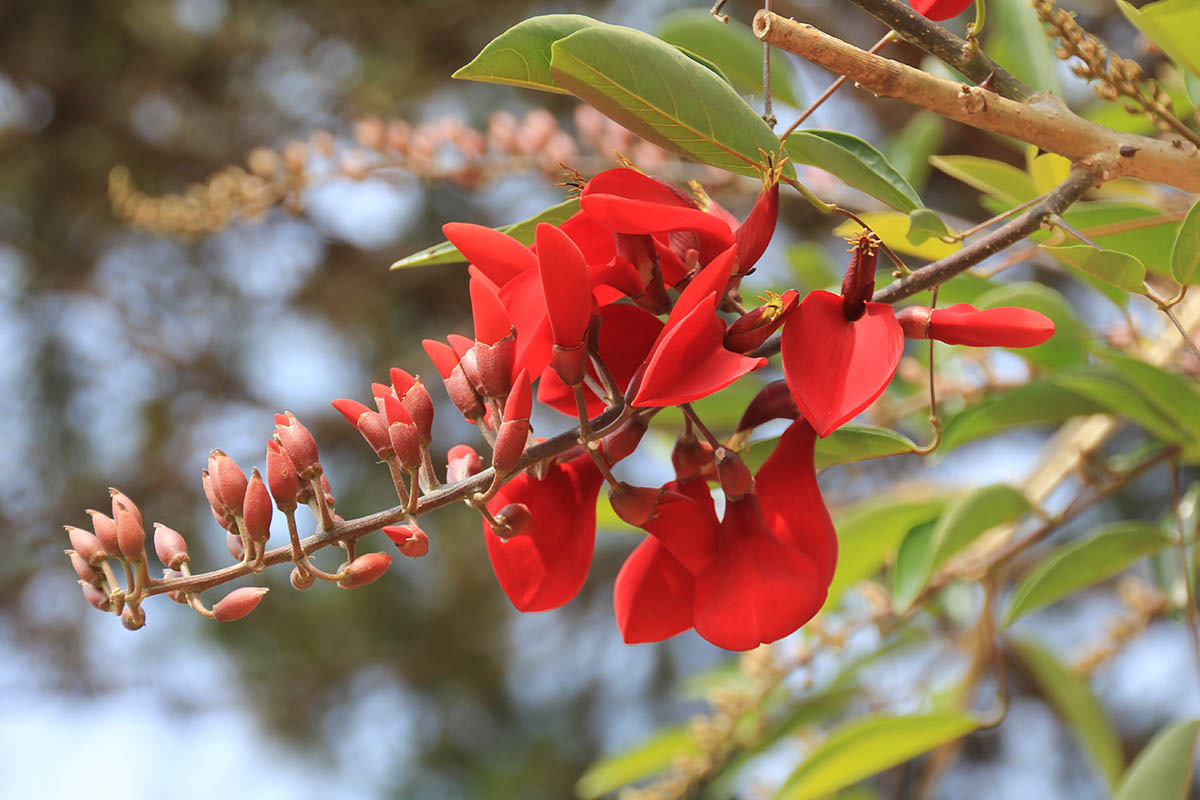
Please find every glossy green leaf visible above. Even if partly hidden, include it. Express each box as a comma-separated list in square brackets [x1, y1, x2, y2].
[787, 131, 923, 212]
[1116, 0, 1200, 77]
[1104, 352, 1200, 448]
[1012, 639, 1125, 789]
[895, 484, 1030, 611]
[1040, 245, 1147, 292]
[972, 281, 1089, 368]
[657, 10, 801, 107]
[452, 15, 604, 94]
[815, 426, 917, 469]
[832, 213, 959, 261]
[1058, 201, 1181, 275]
[775, 712, 980, 800]
[1004, 522, 1173, 625]
[550, 25, 786, 178]
[929, 155, 1038, 207]
[1055, 370, 1188, 448]
[1172, 197, 1200, 285]
[576, 726, 699, 798]
[1116, 720, 1200, 800]
[885, 111, 944, 191]
[390, 198, 579, 269]
[939, 379, 1106, 453]
[828, 496, 946, 606]
[906, 208, 954, 245]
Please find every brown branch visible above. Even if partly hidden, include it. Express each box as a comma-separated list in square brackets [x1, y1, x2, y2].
[147, 403, 626, 598]
[753, 11, 1200, 193]
[836, 0, 1034, 101]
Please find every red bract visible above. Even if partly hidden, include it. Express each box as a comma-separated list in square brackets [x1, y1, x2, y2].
[634, 247, 767, 407]
[483, 453, 604, 612]
[265, 440, 301, 511]
[332, 399, 392, 458]
[724, 290, 799, 354]
[781, 290, 903, 437]
[492, 370, 532, 474]
[922, 304, 1055, 348]
[910, 0, 973, 21]
[535, 222, 592, 349]
[732, 179, 779, 276]
[273, 412, 320, 479]
[442, 222, 535, 285]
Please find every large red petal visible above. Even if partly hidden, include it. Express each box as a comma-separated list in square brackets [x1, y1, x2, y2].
[929, 304, 1055, 348]
[469, 275, 512, 346]
[559, 210, 616, 265]
[443, 222, 535, 285]
[535, 223, 593, 348]
[484, 454, 603, 612]
[781, 291, 903, 437]
[634, 296, 766, 408]
[498, 270, 554, 379]
[755, 419, 837, 583]
[693, 497, 826, 650]
[613, 537, 694, 644]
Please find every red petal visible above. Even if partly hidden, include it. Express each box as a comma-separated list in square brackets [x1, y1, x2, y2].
[484, 454, 603, 612]
[580, 169, 733, 253]
[442, 222, 535, 285]
[634, 295, 766, 407]
[755, 419, 837, 583]
[535, 223, 593, 348]
[538, 304, 663, 418]
[638, 490, 719, 573]
[692, 497, 826, 650]
[909, 0, 973, 20]
[613, 537, 694, 644]
[733, 182, 779, 274]
[503, 370, 532, 422]
[781, 291, 903, 437]
[929, 304, 1055, 348]
[422, 339, 459, 379]
[662, 246, 737, 339]
[498, 269, 554, 379]
[469, 275, 512, 346]
[558, 210, 616, 265]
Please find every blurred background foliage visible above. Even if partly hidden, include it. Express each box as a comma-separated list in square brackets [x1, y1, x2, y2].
[1, 0, 1197, 797]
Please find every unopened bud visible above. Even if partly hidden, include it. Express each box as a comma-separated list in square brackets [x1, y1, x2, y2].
[112, 500, 146, 563]
[66, 550, 99, 584]
[446, 444, 484, 483]
[87, 509, 120, 558]
[208, 450, 249, 514]
[265, 440, 301, 512]
[108, 488, 143, 529]
[160, 569, 187, 604]
[290, 566, 316, 590]
[65, 525, 108, 566]
[398, 374, 435, 444]
[493, 503, 533, 538]
[80, 581, 111, 612]
[226, 531, 245, 562]
[609, 483, 665, 527]
[337, 552, 393, 588]
[243, 468, 273, 545]
[202, 470, 232, 528]
[896, 306, 933, 339]
[383, 524, 429, 558]
[724, 290, 798, 353]
[598, 416, 649, 465]
[152, 523, 190, 570]
[121, 605, 146, 630]
[212, 587, 269, 622]
[332, 399, 393, 458]
[928, 304, 1055, 348]
[736, 380, 800, 434]
[274, 412, 321, 479]
[716, 448, 754, 501]
[671, 436, 714, 482]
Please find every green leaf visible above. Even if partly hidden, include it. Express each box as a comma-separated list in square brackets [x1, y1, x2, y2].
[1116, 720, 1200, 800]
[390, 198, 580, 269]
[1058, 201, 1181, 275]
[453, 15, 603, 94]
[939, 379, 1106, 453]
[885, 111, 945, 191]
[832, 213, 960, 262]
[1172, 197, 1200, 285]
[815, 426, 917, 469]
[549, 25, 785, 178]
[576, 726, 699, 799]
[786, 131, 923, 212]
[775, 713, 980, 800]
[1004, 522, 1173, 625]
[1040, 245, 1147, 293]
[1103, 352, 1200, 449]
[929, 155, 1038, 207]
[906, 208, 954, 245]
[1116, 0, 1200, 78]
[1011, 638, 1125, 789]
[657, 10, 801, 107]
[828, 496, 947, 606]
[892, 519, 936, 610]
[894, 485, 1030, 611]
[972, 282, 1089, 368]
[1055, 369, 1189, 448]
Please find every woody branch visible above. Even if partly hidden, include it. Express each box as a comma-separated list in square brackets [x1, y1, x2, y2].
[752, 10, 1200, 193]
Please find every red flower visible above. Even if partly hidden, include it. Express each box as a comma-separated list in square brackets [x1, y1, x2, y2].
[633, 246, 767, 407]
[483, 453, 605, 612]
[612, 420, 832, 650]
[910, 0, 973, 21]
[897, 304, 1055, 348]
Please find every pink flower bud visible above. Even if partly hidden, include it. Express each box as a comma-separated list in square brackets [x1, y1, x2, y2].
[226, 531, 245, 561]
[202, 469, 232, 527]
[65, 525, 108, 566]
[671, 436, 713, 482]
[152, 523, 190, 569]
[109, 488, 142, 529]
[383, 524, 429, 558]
[398, 374, 435, 445]
[112, 499, 146, 563]
[446, 444, 484, 483]
[212, 587, 269, 622]
[716, 448, 753, 501]
[423, 339, 486, 422]
[121, 605, 146, 630]
[896, 305, 933, 339]
[208, 450, 249, 515]
[337, 552, 393, 588]
[928, 304, 1056, 348]
[273, 412, 320, 479]
[599, 416, 649, 465]
[80, 581, 111, 612]
[474, 336, 517, 399]
[87, 509, 120, 558]
[242, 469, 273, 545]
[332, 398, 393, 458]
[161, 569, 187, 604]
[66, 550, 99, 584]
[492, 371, 532, 474]
[494, 503, 533, 538]
[265, 440, 301, 512]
